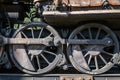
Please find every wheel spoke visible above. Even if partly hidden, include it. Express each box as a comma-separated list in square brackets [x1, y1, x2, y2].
[30, 54, 34, 61]
[88, 55, 92, 65]
[94, 56, 99, 70]
[31, 28, 34, 38]
[99, 54, 107, 65]
[21, 32, 28, 38]
[40, 53, 50, 64]
[30, 55, 36, 69]
[84, 52, 89, 58]
[101, 50, 114, 56]
[36, 55, 41, 69]
[95, 28, 101, 39]
[48, 33, 53, 37]
[38, 27, 44, 38]
[78, 32, 86, 39]
[88, 28, 92, 39]
[44, 50, 57, 56]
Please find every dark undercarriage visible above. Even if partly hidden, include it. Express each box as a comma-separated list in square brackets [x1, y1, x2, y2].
[0, 0, 120, 77]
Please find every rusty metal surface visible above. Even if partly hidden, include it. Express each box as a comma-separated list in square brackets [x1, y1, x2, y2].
[60, 75, 93, 80]
[54, 0, 104, 7]
[108, 0, 120, 5]
[54, 0, 120, 7]
[90, 0, 103, 6]
[69, 0, 82, 7]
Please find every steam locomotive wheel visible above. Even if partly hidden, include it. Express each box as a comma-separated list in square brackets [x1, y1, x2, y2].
[10, 22, 62, 74]
[68, 23, 119, 74]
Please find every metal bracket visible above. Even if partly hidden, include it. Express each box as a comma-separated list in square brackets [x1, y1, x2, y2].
[60, 75, 93, 80]
[114, 53, 120, 64]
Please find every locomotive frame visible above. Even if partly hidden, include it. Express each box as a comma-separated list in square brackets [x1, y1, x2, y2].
[1, 0, 120, 79]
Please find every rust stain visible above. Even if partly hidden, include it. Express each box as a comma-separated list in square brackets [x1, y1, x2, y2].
[90, 0, 103, 6]
[54, 0, 105, 7]
[108, 0, 120, 5]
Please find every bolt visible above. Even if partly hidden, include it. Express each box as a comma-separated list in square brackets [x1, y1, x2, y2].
[63, 65, 68, 70]
[108, 40, 111, 44]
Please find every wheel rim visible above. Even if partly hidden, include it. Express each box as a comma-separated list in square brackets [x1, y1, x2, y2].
[10, 22, 62, 74]
[68, 23, 119, 74]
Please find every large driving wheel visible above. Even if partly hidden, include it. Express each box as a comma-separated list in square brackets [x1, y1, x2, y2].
[10, 22, 62, 74]
[68, 23, 119, 74]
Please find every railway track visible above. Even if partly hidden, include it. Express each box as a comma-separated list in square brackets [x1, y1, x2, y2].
[1, 73, 120, 80]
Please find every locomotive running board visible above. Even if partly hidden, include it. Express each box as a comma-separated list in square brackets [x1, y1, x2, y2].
[43, 10, 120, 26]
[43, 10, 120, 17]
[1, 74, 120, 80]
